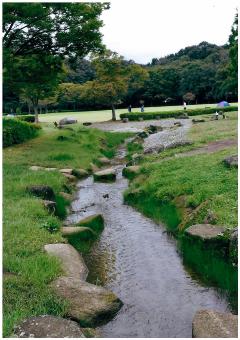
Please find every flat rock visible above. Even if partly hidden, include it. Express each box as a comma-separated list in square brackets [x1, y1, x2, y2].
[192, 309, 238, 338]
[98, 157, 111, 165]
[122, 165, 140, 179]
[77, 214, 104, 233]
[223, 155, 238, 168]
[44, 243, 88, 280]
[63, 173, 77, 182]
[185, 224, 226, 241]
[61, 226, 95, 240]
[59, 168, 73, 174]
[26, 185, 55, 200]
[93, 168, 116, 182]
[29, 165, 45, 171]
[14, 315, 85, 338]
[52, 276, 123, 327]
[72, 168, 89, 179]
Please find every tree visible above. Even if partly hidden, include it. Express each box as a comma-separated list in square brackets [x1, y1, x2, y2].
[3, 2, 109, 121]
[80, 52, 148, 120]
[228, 12, 238, 96]
[183, 92, 196, 104]
[57, 83, 82, 110]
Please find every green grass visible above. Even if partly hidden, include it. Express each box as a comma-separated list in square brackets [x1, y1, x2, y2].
[38, 103, 238, 123]
[125, 147, 237, 231]
[3, 125, 132, 337]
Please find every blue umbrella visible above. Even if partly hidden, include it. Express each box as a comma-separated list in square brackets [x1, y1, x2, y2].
[217, 101, 230, 107]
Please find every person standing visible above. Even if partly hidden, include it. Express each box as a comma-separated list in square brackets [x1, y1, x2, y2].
[128, 105, 132, 113]
[183, 101, 187, 110]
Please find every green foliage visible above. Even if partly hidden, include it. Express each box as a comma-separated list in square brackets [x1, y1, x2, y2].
[3, 119, 41, 147]
[16, 115, 35, 123]
[120, 105, 238, 121]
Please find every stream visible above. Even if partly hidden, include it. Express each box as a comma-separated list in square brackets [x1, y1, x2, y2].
[66, 121, 233, 338]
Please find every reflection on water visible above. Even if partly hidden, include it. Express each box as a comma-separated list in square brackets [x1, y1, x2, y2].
[67, 167, 233, 338]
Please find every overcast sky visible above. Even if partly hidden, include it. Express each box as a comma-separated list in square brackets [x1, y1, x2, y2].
[100, 0, 238, 64]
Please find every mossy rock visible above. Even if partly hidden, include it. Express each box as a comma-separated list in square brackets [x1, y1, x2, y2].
[77, 214, 104, 233]
[72, 168, 89, 179]
[61, 226, 96, 241]
[93, 168, 116, 182]
[122, 165, 140, 179]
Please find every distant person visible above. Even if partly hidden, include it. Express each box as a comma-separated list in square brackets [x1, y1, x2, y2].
[215, 111, 219, 120]
[140, 104, 144, 113]
[128, 105, 132, 113]
[183, 102, 187, 110]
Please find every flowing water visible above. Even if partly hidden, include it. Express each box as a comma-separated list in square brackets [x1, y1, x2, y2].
[67, 165, 232, 338]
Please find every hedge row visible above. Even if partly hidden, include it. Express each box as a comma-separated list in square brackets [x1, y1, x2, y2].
[3, 119, 41, 147]
[16, 115, 35, 123]
[120, 106, 238, 121]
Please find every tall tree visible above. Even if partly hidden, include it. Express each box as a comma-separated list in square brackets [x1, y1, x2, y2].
[3, 2, 109, 121]
[228, 12, 238, 96]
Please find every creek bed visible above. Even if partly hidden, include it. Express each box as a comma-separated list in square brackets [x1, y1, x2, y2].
[67, 165, 234, 338]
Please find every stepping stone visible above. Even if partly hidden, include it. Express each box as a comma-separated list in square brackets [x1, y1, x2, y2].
[98, 157, 111, 165]
[14, 315, 85, 338]
[122, 165, 140, 179]
[192, 309, 238, 338]
[45, 167, 57, 171]
[59, 168, 73, 174]
[44, 243, 88, 281]
[29, 165, 45, 171]
[185, 224, 226, 241]
[77, 214, 104, 233]
[63, 173, 77, 182]
[26, 185, 55, 200]
[93, 168, 116, 182]
[72, 168, 89, 179]
[51, 276, 123, 327]
[61, 226, 95, 240]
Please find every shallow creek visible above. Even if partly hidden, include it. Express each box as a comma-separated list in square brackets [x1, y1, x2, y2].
[67, 163, 232, 338]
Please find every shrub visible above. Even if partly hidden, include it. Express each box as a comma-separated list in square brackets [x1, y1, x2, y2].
[16, 115, 35, 123]
[119, 106, 238, 121]
[3, 119, 41, 147]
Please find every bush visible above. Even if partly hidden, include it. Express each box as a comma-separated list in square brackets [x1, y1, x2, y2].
[16, 115, 35, 123]
[3, 119, 41, 147]
[119, 106, 238, 121]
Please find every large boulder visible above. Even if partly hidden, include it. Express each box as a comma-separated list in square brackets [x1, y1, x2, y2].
[44, 243, 88, 281]
[59, 117, 77, 125]
[26, 185, 55, 200]
[185, 224, 226, 241]
[52, 276, 123, 327]
[223, 155, 238, 168]
[192, 309, 238, 338]
[14, 315, 85, 338]
[93, 168, 116, 182]
[122, 165, 141, 179]
[144, 145, 164, 154]
[77, 214, 104, 233]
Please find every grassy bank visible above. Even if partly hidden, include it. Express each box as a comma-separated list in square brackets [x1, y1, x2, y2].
[3, 125, 132, 337]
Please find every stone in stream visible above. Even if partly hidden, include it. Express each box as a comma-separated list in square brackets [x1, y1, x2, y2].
[192, 309, 238, 338]
[122, 165, 141, 179]
[72, 168, 89, 179]
[52, 276, 123, 327]
[61, 226, 95, 241]
[43, 200, 56, 214]
[223, 155, 238, 168]
[14, 315, 85, 338]
[26, 185, 55, 200]
[93, 168, 116, 182]
[44, 243, 88, 281]
[77, 214, 104, 233]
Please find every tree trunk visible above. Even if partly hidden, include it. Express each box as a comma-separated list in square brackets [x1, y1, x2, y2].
[111, 104, 116, 121]
[28, 104, 31, 115]
[33, 105, 39, 123]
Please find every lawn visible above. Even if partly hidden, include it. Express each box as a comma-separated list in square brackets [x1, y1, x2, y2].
[38, 102, 238, 123]
[3, 125, 132, 337]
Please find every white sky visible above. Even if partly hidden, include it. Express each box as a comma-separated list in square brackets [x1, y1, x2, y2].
[100, 0, 238, 63]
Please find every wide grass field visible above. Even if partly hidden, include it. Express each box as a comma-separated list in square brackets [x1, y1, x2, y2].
[39, 102, 238, 123]
[3, 125, 132, 337]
